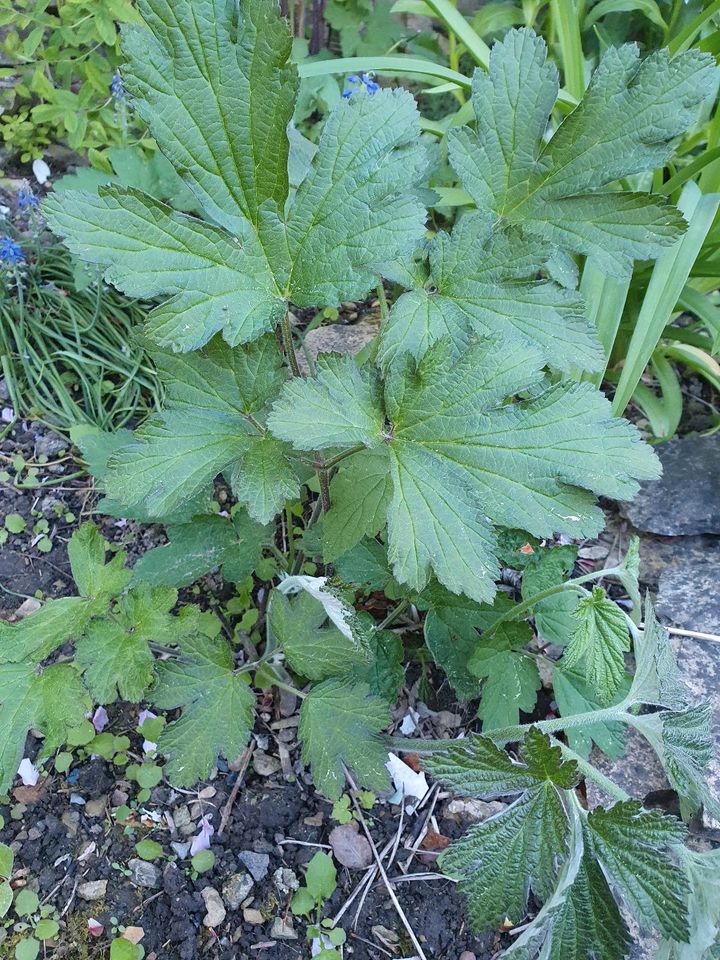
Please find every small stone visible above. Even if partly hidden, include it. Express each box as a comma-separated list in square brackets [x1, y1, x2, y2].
[128, 859, 161, 889]
[61, 810, 79, 836]
[243, 908, 264, 925]
[272, 867, 299, 897]
[329, 824, 373, 869]
[27, 827, 42, 841]
[111, 789, 129, 807]
[445, 799, 506, 822]
[85, 797, 107, 818]
[201, 887, 226, 928]
[78, 879, 107, 902]
[34, 430, 66, 457]
[222, 873, 254, 910]
[171, 841, 191, 859]
[238, 851, 270, 881]
[173, 805, 192, 829]
[270, 918, 297, 940]
[253, 751, 281, 777]
[459, 953, 477, 960]
[15, 598, 41, 619]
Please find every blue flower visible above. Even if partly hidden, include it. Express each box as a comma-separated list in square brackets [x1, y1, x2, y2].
[0, 236, 24, 267]
[111, 71, 125, 101]
[18, 185, 39, 211]
[342, 72, 381, 98]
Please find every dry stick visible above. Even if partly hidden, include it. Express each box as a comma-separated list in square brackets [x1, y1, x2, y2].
[217, 745, 253, 837]
[401, 784, 441, 875]
[351, 839, 394, 929]
[344, 766, 429, 960]
[333, 835, 394, 926]
[652, 624, 720, 645]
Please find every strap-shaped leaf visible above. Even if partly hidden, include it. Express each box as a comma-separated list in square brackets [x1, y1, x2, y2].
[153, 631, 255, 785]
[449, 28, 714, 275]
[44, 188, 283, 352]
[270, 338, 660, 600]
[104, 335, 296, 521]
[378, 213, 602, 373]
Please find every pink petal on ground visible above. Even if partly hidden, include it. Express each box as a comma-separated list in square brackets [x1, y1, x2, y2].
[92, 706, 109, 732]
[87, 918, 104, 937]
[190, 816, 215, 855]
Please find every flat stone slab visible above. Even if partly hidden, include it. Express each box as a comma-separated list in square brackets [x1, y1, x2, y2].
[588, 631, 720, 827]
[657, 558, 720, 634]
[621, 435, 720, 536]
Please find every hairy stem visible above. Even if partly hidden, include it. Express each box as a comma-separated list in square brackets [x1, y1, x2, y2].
[479, 563, 624, 643]
[321, 443, 368, 470]
[376, 597, 411, 631]
[280, 310, 302, 377]
[553, 738, 631, 803]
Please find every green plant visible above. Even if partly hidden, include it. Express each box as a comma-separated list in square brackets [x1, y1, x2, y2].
[0, 1, 711, 955]
[291, 851, 346, 957]
[0, 0, 143, 163]
[0, 234, 163, 431]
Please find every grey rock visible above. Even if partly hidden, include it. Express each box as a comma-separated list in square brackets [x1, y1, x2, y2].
[657, 557, 720, 633]
[222, 872, 254, 910]
[77, 879, 107, 902]
[238, 850, 269, 881]
[34, 430, 66, 457]
[201, 886, 226, 928]
[445, 798, 506, 822]
[621, 435, 720, 535]
[128, 858, 161, 889]
[298, 320, 379, 374]
[269, 917, 297, 940]
[272, 867, 299, 897]
[84, 797, 107, 818]
[253, 750, 281, 777]
[243, 908, 264, 924]
[587, 633, 720, 823]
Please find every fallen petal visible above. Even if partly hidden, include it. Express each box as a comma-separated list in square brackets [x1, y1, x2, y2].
[18, 757, 39, 787]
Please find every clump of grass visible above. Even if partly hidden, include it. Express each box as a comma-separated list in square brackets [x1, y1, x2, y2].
[0, 239, 162, 430]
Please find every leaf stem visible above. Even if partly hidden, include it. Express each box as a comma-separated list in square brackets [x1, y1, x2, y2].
[321, 444, 368, 470]
[376, 282, 389, 321]
[273, 678, 307, 700]
[479, 563, 623, 643]
[280, 310, 302, 378]
[552, 738, 630, 803]
[376, 597, 411, 631]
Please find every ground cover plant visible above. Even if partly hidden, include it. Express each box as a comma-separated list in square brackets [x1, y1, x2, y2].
[0, 0, 718, 955]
